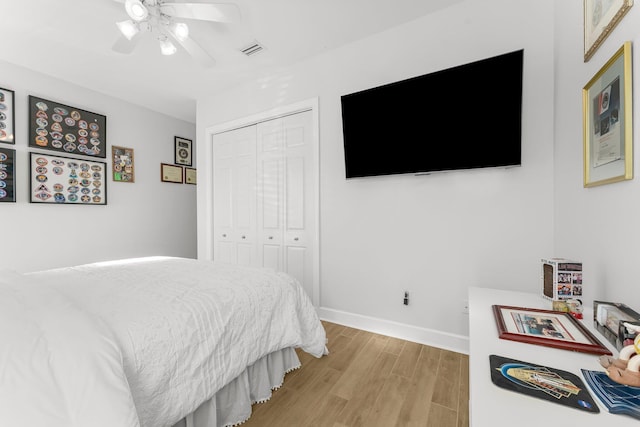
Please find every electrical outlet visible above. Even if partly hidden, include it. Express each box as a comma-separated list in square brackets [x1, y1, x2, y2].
[462, 299, 469, 314]
[403, 291, 409, 306]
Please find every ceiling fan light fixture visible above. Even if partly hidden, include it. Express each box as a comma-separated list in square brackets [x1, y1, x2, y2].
[116, 20, 139, 40]
[172, 22, 189, 41]
[159, 38, 177, 56]
[125, 0, 149, 22]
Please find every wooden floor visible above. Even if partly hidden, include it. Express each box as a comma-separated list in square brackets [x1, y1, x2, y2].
[243, 321, 469, 427]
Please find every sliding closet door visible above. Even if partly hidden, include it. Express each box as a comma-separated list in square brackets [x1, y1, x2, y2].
[212, 125, 257, 266]
[257, 110, 314, 299]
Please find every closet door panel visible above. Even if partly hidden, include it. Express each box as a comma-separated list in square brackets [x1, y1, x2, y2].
[260, 158, 281, 230]
[213, 144, 234, 262]
[285, 246, 308, 295]
[282, 111, 314, 297]
[235, 160, 255, 240]
[257, 118, 284, 271]
[236, 242, 254, 266]
[217, 241, 235, 264]
[262, 244, 281, 271]
[286, 157, 305, 231]
[212, 126, 257, 265]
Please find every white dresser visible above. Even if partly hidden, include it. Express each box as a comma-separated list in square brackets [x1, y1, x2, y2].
[468, 287, 638, 426]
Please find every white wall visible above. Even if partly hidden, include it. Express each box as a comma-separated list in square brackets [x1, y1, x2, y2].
[0, 60, 197, 272]
[554, 3, 640, 305]
[197, 0, 556, 352]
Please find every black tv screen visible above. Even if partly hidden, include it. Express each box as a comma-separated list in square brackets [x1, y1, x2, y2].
[341, 49, 523, 178]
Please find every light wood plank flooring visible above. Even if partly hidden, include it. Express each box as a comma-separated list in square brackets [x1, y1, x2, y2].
[243, 321, 469, 427]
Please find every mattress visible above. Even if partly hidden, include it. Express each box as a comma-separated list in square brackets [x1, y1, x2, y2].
[0, 256, 327, 427]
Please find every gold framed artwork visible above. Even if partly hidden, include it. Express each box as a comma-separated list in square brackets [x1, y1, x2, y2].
[112, 146, 134, 183]
[161, 163, 183, 183]
[583, 41, 632, 187]
[584, 0, 633, 62]
[185, 167, 196, 185]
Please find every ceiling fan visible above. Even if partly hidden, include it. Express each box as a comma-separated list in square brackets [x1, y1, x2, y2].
[112, 0, 241, 68]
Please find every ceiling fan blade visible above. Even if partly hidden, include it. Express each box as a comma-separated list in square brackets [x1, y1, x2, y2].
[160, 3, 241, 23]
[112, 34, 140, 54]
[166, 28, 216, 68]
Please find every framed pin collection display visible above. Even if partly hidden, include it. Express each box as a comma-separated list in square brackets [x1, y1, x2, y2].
[0, 87, 15, 144]
[30, 152, 107, 205]
[112, 146, 135, 182]
[29, 95, 107, 158]
[0, 147, 16, 202]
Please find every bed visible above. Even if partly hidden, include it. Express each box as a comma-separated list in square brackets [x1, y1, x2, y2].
[0, 256, 327, 427]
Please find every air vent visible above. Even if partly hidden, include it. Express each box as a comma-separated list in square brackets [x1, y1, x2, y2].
[240, 41, 265, 56]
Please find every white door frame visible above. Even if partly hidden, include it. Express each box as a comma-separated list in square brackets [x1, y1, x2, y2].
[199, 98, 320, 306]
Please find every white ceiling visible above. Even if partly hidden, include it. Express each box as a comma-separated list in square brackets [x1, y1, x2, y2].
[0, 0, 461, 123]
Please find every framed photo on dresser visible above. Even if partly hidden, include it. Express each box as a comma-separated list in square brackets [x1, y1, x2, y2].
[492, 305, 611, 355]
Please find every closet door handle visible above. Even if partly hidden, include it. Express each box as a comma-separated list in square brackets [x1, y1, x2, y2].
[294, 237, 299, 241]
[241, 235, 246, 239]
[222, 234, 227, 238]
[268, 236, 274, 240]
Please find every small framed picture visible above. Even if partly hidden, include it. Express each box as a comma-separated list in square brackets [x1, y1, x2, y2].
[0, 87, 15, 144]
[584, 0, 633, 62]
[493, 305, 612, 355]
[0, 147, 16, 202]
[112, 146, 135, 183]
[161, 163, 183, 183]
[174, 136, 192, 166]
[185, 167, 196, 185]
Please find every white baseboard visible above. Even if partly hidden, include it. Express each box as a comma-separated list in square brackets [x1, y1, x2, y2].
[318, 307, 469, 355]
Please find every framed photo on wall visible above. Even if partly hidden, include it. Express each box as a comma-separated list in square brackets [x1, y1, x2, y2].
[584, 0, 633, 62]
[30, 152, 107, 204]
[583, 41, 633, 187]
[161, 163, 183, 183]
[174, 136, 192, 166]
[493, 305, 612, 355]
[185, 167, 196, 184]
[0, 88, 15, 144]
[112, 146, 135, 183]
[28, 95, 107, 158]
[0, 147, 16, 202]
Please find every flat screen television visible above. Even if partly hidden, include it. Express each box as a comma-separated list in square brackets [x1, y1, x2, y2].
[340, 49, 524, 178]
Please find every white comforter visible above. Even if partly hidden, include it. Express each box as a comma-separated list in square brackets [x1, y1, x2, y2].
[0, 257, 327, 427]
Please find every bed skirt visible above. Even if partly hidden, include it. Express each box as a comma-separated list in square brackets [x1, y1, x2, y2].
[172, 347, 300, 427]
